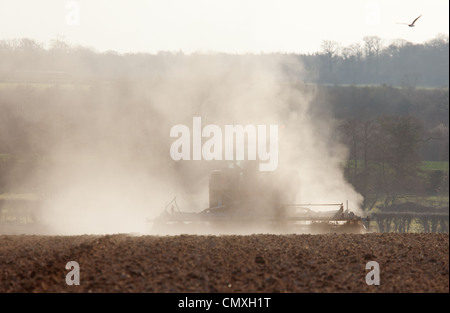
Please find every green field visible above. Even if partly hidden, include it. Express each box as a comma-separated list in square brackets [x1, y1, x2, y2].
[344, 160, 449, 171]
[420, 161, 450, 171]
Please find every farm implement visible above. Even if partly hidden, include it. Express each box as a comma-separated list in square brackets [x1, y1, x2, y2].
[151, 163, 369, 234]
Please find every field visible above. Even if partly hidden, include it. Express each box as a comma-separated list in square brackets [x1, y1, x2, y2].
[0, 233, 448, 293]
[420, 161, 450, 171]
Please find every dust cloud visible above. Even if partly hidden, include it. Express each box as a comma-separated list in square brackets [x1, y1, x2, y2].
[11, 53, 362, 235]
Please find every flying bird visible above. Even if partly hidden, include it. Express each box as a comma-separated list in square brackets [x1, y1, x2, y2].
[397, 15, 422, 27]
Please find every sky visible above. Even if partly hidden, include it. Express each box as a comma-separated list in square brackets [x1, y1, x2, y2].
[0, 0, 448, 54]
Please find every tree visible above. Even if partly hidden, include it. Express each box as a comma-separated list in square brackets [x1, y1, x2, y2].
[321, 40, 340, 74]
[376, 115, 424, 205]
[340, 115, 430, 210]
[340, 118, 382, 211]
[49, 36, 72, 52]
[363, 36, 383, 77]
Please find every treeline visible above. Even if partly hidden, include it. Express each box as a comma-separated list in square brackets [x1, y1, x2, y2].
[338, 114, 448, 211]
[0, 34, 448, 87]
[317, 85, 449, 162]
[306, 34, 449, 87]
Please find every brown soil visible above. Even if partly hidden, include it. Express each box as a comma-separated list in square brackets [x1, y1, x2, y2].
[0, 233, 448, 293]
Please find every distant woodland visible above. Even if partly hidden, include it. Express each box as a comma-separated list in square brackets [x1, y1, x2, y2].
[0, 34, 449, 87]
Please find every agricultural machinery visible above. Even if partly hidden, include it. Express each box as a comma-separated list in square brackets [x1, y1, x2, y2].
[151, 162, 369, 234]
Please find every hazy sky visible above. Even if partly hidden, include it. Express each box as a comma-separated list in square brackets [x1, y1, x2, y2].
[0, 0, 448, 54]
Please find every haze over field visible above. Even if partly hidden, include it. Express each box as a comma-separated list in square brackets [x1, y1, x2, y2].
[7, 56, 361, 235]
[0, 1, 448, 235]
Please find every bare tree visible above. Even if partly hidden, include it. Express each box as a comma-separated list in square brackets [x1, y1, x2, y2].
[349, 43, 363, 62]
[363, 36, 383, 75]
[376, 115, 424, 206]
[321, 40, 340, 74]
[49, 36, 72, 52]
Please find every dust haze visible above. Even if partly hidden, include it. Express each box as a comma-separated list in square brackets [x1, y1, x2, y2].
[6, 54, 363, 235]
